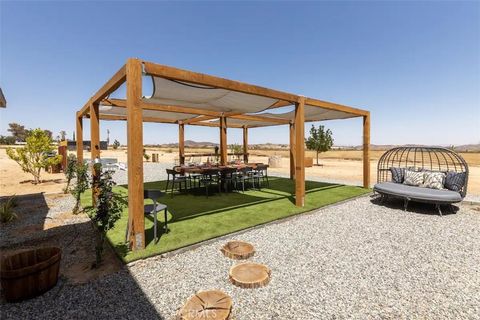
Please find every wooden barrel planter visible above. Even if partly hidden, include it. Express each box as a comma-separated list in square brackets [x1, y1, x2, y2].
[1, 247, 62, 302]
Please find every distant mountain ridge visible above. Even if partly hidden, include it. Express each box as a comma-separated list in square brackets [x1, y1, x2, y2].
[148, 141, 480, 152]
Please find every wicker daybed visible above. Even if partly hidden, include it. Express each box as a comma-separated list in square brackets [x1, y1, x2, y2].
[373, 147, 469, 215]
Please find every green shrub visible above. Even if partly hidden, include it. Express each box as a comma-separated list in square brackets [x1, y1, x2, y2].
[71, 162, 89, 214]
[0, 196, 18, 223]
[6, 129, 62, 184]
[64, 154, 77, 193]
[86, 164, 126, 267]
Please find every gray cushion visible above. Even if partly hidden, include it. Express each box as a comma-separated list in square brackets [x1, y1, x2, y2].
[390, 167, 405, 183]
[374, 182, 462, 203]
[444, 171, 466, 192]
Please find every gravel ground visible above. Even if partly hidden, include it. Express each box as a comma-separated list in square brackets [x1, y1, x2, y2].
[111, 162, 171, 185]
[2, 196, 479, 319]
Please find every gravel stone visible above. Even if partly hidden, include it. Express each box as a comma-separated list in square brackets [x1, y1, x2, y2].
[2, 197, 479, 319]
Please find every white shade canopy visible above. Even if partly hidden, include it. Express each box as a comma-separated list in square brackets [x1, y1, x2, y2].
[147, 77, 279, 113]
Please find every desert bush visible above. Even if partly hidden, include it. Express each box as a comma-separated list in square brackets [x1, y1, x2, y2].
[0, 196, 18, 223]
[6, 129, 62, 184]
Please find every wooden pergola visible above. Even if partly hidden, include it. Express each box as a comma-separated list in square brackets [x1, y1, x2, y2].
[76, 58, 370, 250]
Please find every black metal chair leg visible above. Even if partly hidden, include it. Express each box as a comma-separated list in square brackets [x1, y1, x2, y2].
[153, 200, 158, 243]
[164, 208, 168, 233]
[436, 204, 443, 216]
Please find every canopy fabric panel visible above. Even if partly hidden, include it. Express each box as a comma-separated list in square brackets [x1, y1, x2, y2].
[99, 105, 198, 121]
[146, 76, 279, 113]
[207, 105, 358, 128]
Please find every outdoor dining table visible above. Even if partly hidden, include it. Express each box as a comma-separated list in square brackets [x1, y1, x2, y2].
[175, 163, 266, 175]
[174, 163, 268, 191]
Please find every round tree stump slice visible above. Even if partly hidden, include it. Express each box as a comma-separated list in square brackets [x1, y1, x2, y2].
[177, 290, 232, 320]
[221, 241, 255, 260]
[229, 262, 271, 289]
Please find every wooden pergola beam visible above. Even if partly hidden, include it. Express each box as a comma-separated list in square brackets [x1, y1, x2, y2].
[144, 61, 300, 103]
[126, 58, 145, 250]
[183, 115, 217, 124]
[363, 113, 371, 188]
[98, 114, 177, 124]
[268, 100, 293, 109]
[294, 97, 305, 206]
[79, 65, 127, 116]
[90, 103, 100, 205]
[101, 98, 224, 117]
[179, 122, 185, 165]
[243, 126, 248, 163]
[305, 97, 368, 117]
[289, 123, 295, 180]
[229, 114, 291, 124]
[220, 117, 227, 165]
[76, 112, 83, 163]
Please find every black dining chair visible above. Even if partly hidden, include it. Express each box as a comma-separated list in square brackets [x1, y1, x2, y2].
[199, 168, 220, 197]
[144, 189, 168, 243]
[251, 164, 269, 188]
[235, 166, 254, 192]
[218, 167, 238, 193]
[125, 189, 168, 244]
[165, 168, 188, 196]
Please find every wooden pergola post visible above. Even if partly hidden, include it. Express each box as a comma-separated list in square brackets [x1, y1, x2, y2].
[363, 112, 371, 188]
[90, 102, 100, 204]
[126, 58, 145, 249]
[242, 126, 248, 163]
[179, 122, 185, 165]
[76, 112, 83, 163]
[294, 97, 305, 206]
[289, 122, 295, 180]
[220, 116, 227, 165]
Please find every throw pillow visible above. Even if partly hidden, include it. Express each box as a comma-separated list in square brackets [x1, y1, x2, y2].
[390, 167, 405, 183]
[444, 171, 466, 192]
[423, 171, 445, 190]
[403, 169, 424, 186]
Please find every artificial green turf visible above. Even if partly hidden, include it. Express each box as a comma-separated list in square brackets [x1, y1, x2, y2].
[81, 177, 370, 263]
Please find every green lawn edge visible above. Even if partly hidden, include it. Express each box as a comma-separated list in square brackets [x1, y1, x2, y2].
[81, 177, 371, 263]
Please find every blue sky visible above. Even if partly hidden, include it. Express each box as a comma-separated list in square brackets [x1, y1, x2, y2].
[1, 1, 479, 146]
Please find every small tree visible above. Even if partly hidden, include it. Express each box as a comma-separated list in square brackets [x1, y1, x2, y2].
[8, 123, 28, 142]
[230, 143, 242, 160]
[6, 129, 62, 184]
[305, 125, 334, 166]
[112, 139, 120, 150]
[86, 164, 126, 267]
[64, 154, 77, 193]
[71, 162, 89, 214]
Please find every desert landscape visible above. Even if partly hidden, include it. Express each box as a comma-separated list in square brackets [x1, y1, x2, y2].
[1, 146, 478, 197]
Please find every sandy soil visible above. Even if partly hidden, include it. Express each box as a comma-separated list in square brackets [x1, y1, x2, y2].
[1, 147, 478, 196]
